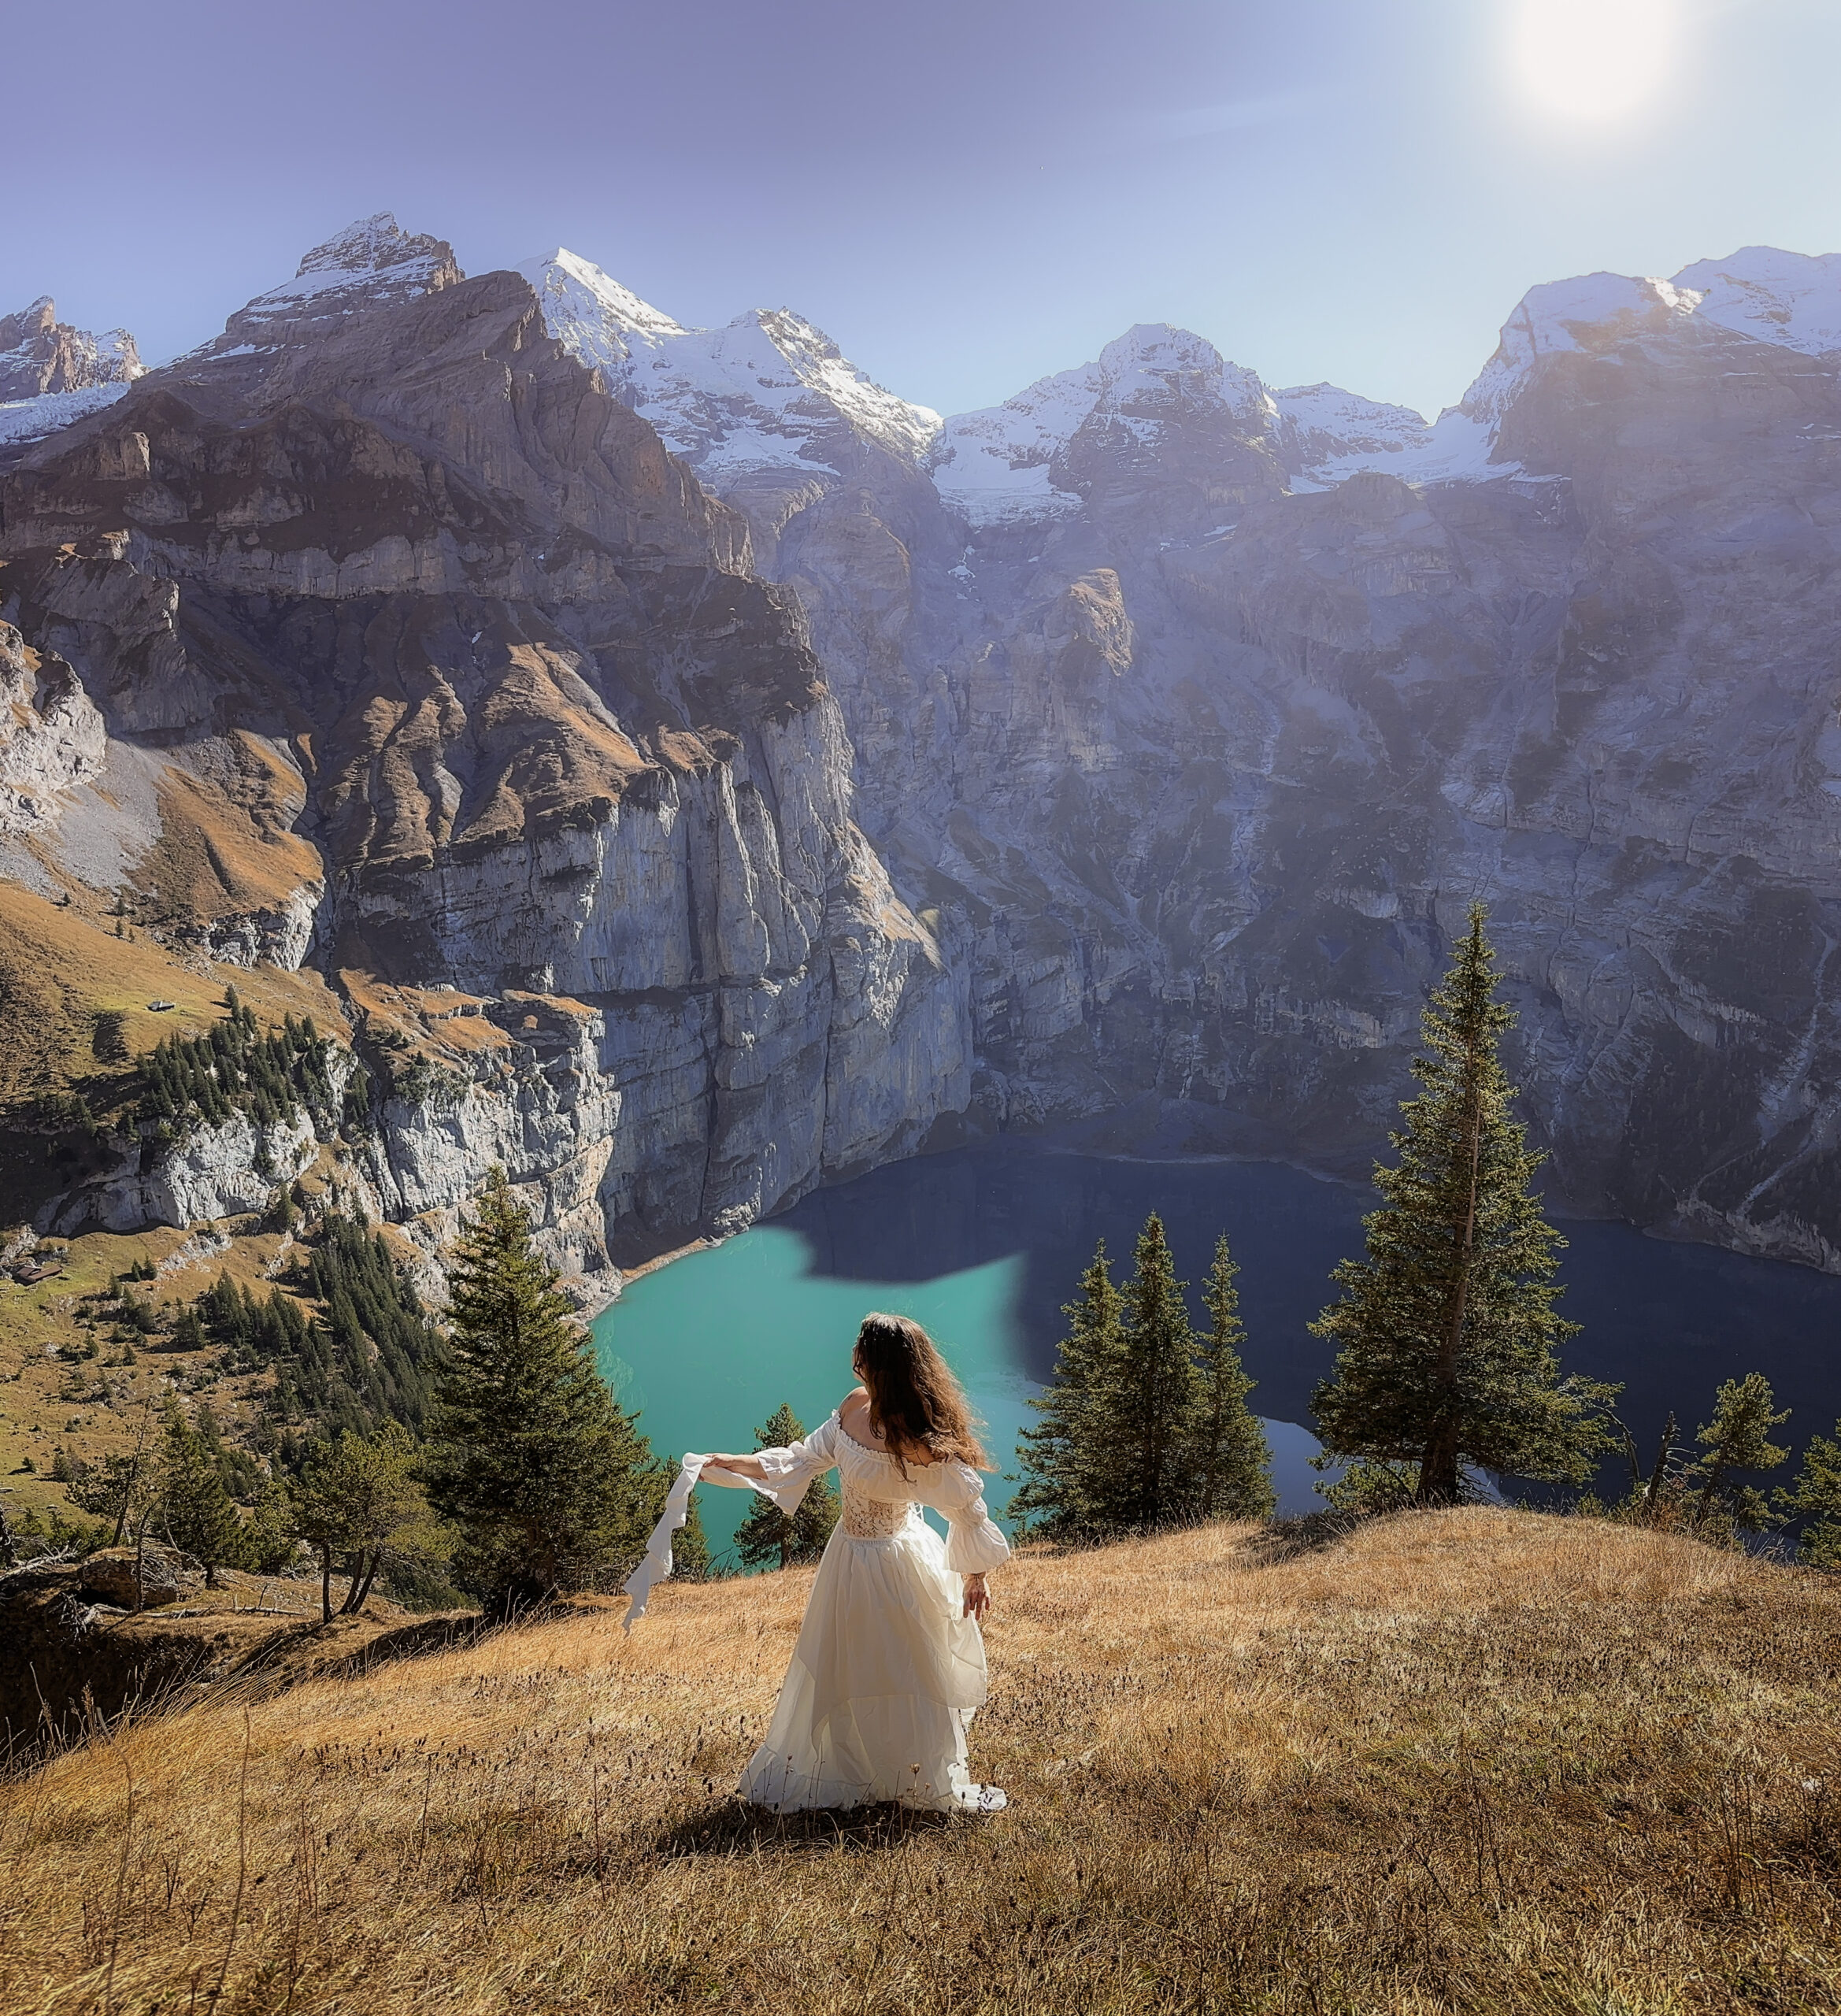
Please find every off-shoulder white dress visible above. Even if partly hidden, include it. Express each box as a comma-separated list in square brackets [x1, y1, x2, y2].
[739, 1410, 1011, 1814]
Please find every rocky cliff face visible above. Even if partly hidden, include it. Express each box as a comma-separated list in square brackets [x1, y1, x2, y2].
[8, 224, 1841, 1280]
[0, 219, 965, 1292]
[540, 246, 1841, 1272]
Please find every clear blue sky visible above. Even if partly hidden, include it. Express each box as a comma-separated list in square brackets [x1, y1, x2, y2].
[7, 0, 1839, 419]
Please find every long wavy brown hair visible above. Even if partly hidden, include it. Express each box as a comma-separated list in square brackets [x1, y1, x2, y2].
[851, 1313, 991, 1473]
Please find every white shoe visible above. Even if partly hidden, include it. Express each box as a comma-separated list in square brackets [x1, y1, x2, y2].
[970, 1785, 1007, 1814]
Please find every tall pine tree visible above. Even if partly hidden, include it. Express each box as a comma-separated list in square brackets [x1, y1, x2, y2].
[1013, 1241, 1126, 1539]
[1779, 1419, 1841, 1566]
[1311, 906, 1615, 1504]
[1112, 1214, 1202, 1529]
[1016, 1219, 1272, 1539]
[157, 1403, 246, 1586]
[735, 1403, 839, 1569]
[428, 1169, 661, 1611]
[1191, 1235, 1275, 1520]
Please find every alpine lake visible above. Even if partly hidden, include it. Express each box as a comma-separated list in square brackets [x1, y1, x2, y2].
[591, 1142, 1841, 1566]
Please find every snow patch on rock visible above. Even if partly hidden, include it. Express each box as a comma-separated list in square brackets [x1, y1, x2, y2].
[1671, 245, 1841, 357]
[0, 383, 133, 447]
[1287, 407, 1521, 491]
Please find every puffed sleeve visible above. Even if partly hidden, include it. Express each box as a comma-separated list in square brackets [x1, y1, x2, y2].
[939, 1460, 1011, 1574]
[746, 1411, 842, 1515]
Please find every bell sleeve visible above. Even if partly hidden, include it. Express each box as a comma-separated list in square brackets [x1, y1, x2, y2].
[742, 1410, 842, 1515]
[939, 1461, 1011, 1575]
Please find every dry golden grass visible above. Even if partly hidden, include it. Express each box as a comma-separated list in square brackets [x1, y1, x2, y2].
[136, 742, 324, 934]
[3, 1509, 1838, 2014]
[0, 881, 350, 1107]
[0, 880, 365, 1502]
[0, 1215, 336, 1512]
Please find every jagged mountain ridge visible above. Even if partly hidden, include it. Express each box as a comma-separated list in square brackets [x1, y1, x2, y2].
[0, 296, 144, 453]
[6, 218, 1841, 1279]
[0, 217, 965, 1291]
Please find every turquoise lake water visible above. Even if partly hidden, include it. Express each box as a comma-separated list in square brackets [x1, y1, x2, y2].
[592, 1143, 1841, 1568]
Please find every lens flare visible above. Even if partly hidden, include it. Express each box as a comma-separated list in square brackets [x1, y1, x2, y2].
[1512, 0, 1675, 120]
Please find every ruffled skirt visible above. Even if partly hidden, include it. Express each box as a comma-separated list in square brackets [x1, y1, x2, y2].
[739, 1516, 1000, 1813]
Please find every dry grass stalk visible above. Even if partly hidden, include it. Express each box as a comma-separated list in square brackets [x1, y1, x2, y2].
[2, 1507, 1838, 2014]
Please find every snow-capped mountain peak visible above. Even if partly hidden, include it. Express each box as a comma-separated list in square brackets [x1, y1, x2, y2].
[929, 321, 1276, 525]
[1094, 322, 1271, 429]
[514, 248, 687, 368]
[191, 213, 462, 361]
[0, 296, 143, 400]
[1271, 383, 1429, 466]
[285, 212, 456, 295]
[1458, 271, 1702, 431]
[516, 249, 940, 484]
[1282, 246, 1841, 494]
[1671, 245, 1841, 356]
[0, 296, 143, 451]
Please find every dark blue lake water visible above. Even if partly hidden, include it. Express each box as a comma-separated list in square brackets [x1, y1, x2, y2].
[592, 1144, 1841, 1560]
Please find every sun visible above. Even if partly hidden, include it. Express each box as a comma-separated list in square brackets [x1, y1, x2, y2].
[1510, 0, 1675, 121]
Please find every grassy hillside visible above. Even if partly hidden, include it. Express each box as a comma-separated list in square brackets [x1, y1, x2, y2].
[2, 1510, 1837, 2014]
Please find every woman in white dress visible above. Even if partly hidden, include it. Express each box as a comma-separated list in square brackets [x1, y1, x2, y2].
[700, 1312, 1012, 1814]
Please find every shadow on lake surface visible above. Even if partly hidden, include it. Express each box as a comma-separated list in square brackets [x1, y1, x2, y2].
[776, 1143, 1841, 1443]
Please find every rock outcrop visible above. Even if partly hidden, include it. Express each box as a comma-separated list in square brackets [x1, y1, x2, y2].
[0, 621, 107, 839]
[0, 298, 142, 402]
[0, 1552, 477, 1748]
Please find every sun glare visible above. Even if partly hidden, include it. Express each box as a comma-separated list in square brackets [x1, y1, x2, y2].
[1511, 0, 1675, 121]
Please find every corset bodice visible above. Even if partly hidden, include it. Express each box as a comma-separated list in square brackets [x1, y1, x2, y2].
[839, 1477, 920, 1540]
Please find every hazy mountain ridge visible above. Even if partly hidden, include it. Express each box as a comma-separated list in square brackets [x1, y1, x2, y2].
[6, 217, 1841, 1278]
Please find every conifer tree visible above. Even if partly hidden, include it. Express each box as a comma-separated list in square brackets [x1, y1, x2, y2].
[735, 1403, 839, 1570]
[290, 1423, 450, 1619]
[428, 1169, 661, 1612]
[157, 1403, 246, 1586]
[1689, 1373, 1789, 1537]
[1013, 1241, 1127, 1539]
[1112, 1214, 1202, 1529]
[1311, 906, 1615, 1504]
[1191, 1235, 1275, 1520]
[1778, 1420, 1841, 1567]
